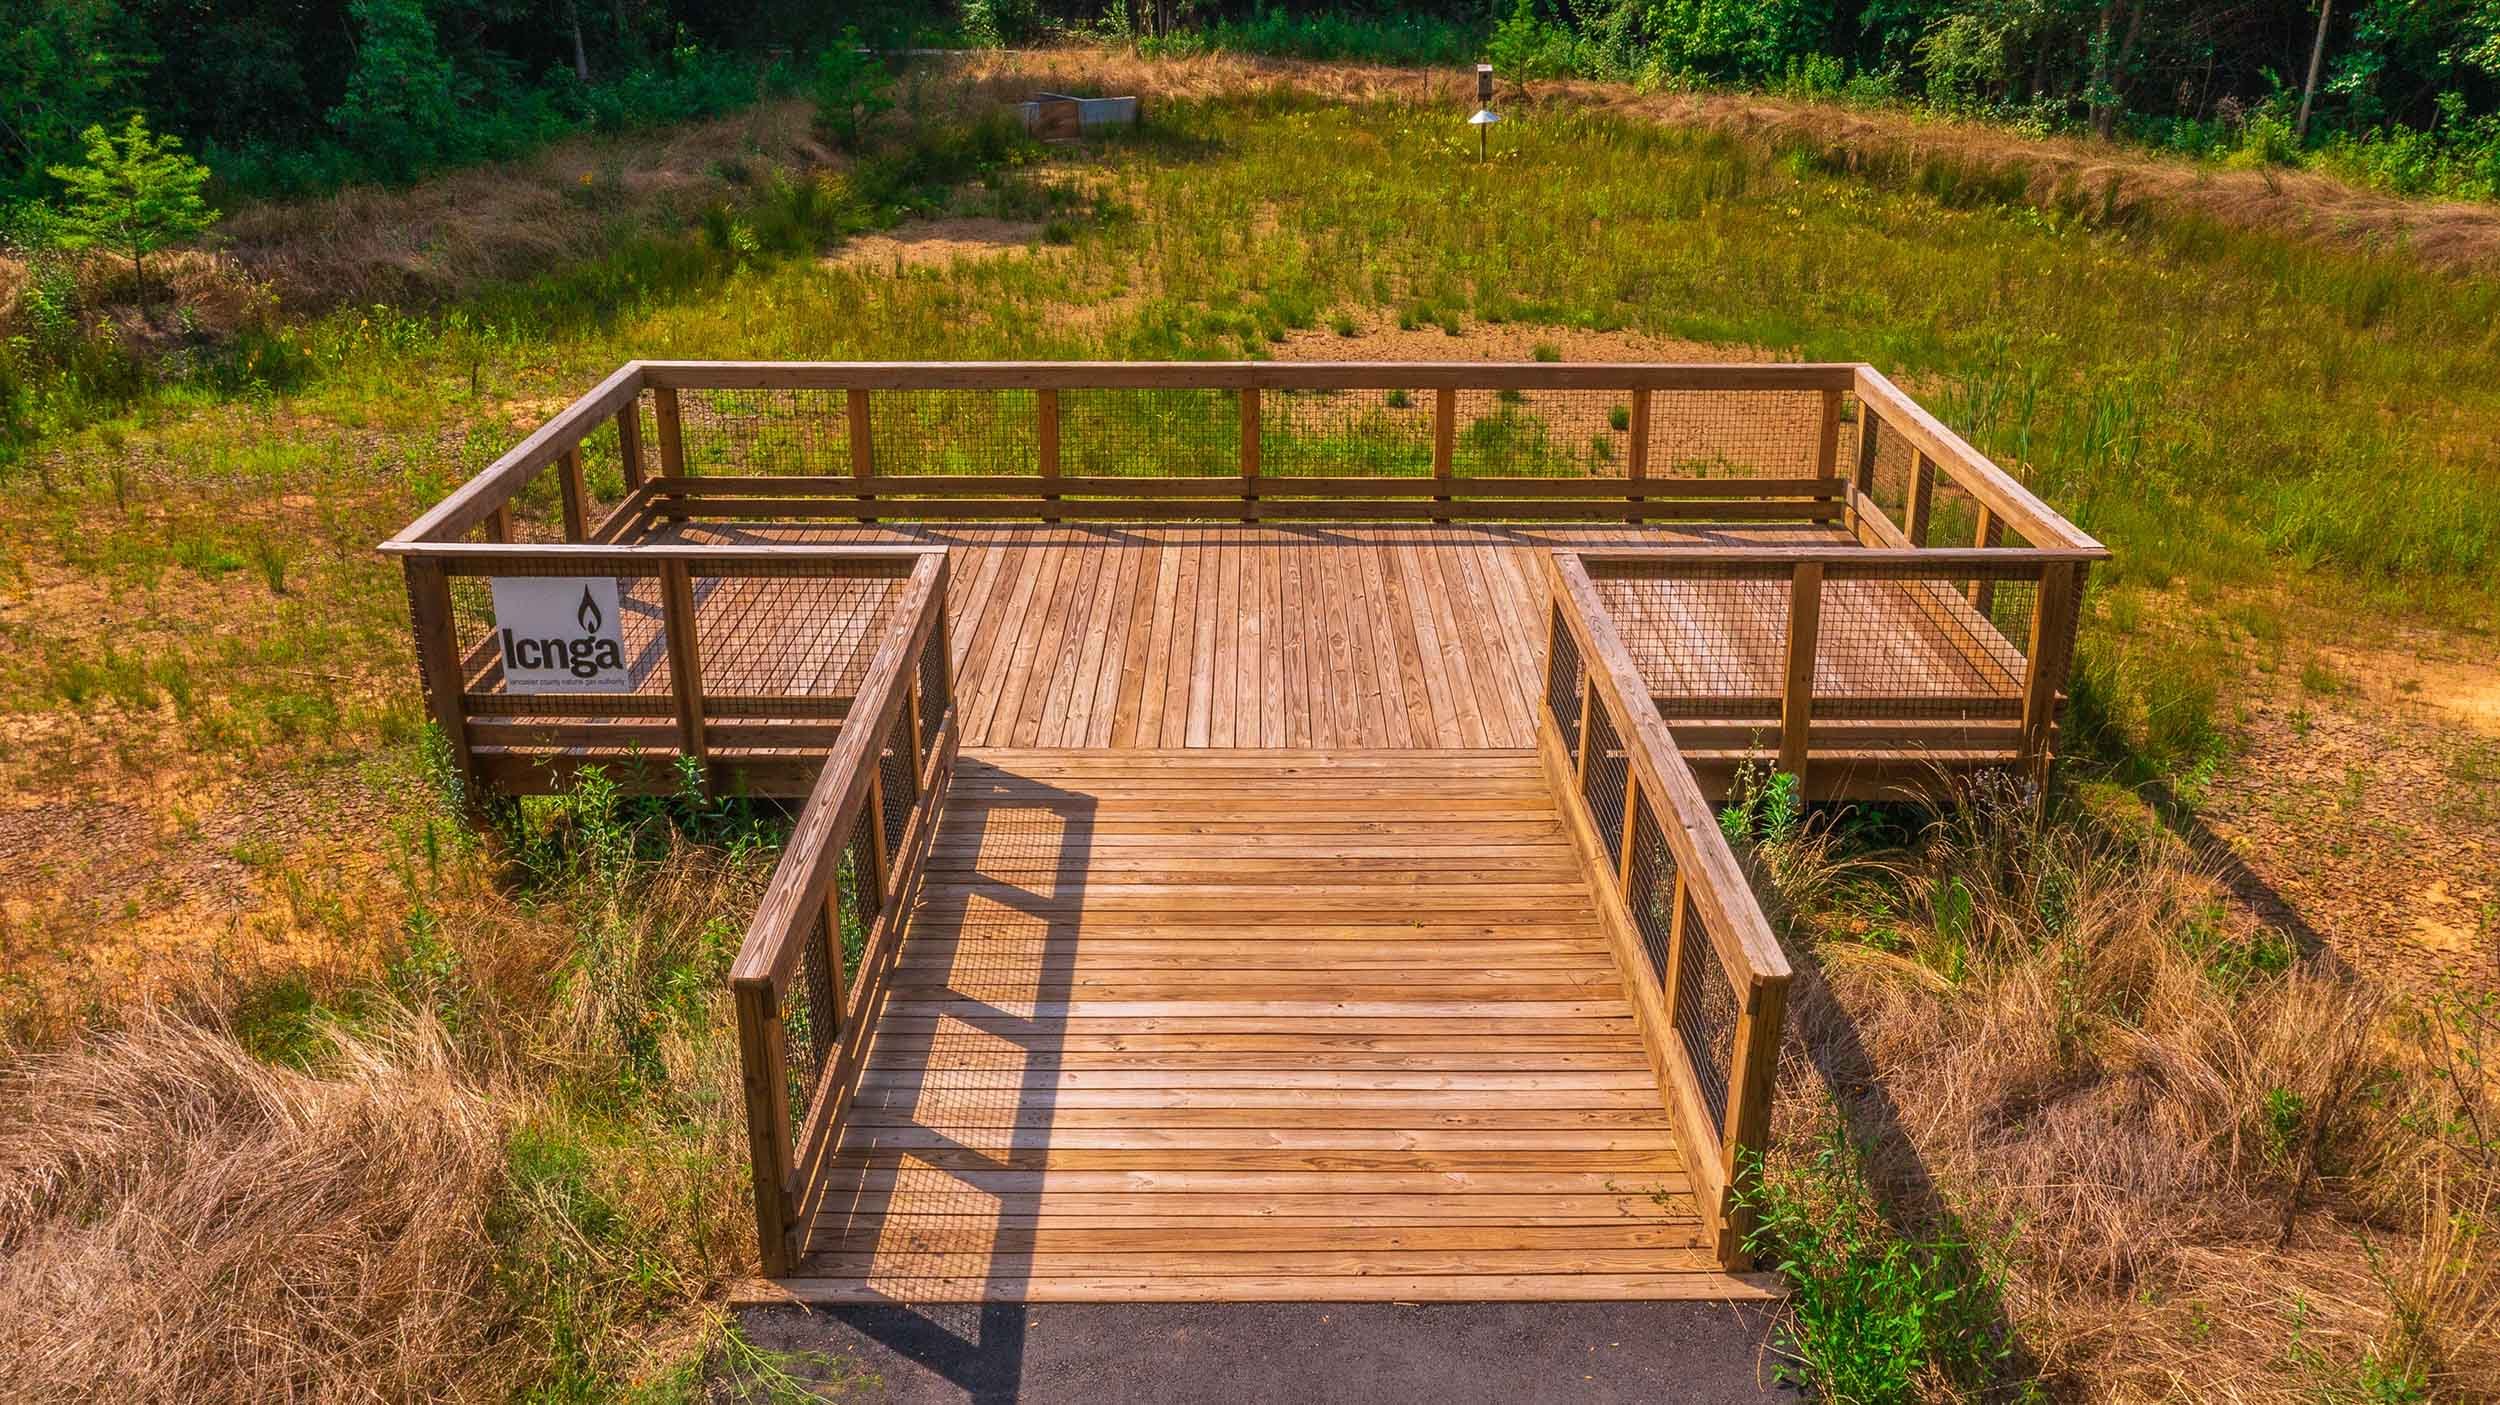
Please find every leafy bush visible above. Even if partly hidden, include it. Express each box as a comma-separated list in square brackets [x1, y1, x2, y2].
[964, 0, 1048, 48]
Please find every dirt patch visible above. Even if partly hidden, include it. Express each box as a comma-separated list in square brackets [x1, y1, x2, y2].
[822, 217, 1051, 271]
[2201, 637, 2500, 990]
[951, 46, 2500, 275]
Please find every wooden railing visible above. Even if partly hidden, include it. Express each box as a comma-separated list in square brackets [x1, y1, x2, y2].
[1574, 544, 2099, 794]
[1539, 551, 1793, 1268]
[377, 542, 938, 798]
[728, 550, 955, 1276]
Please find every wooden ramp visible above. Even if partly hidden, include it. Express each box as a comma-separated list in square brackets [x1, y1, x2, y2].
[776, 748, 1774, 1303]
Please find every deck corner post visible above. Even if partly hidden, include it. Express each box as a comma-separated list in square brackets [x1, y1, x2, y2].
[1238, 387, 1261, 523]
[556, 444, 589, 542]
[1719, 971, 1789, 1270]
[2020, 560, 2082, 785]
[1037, 387, 1062, 524]
[658, 560, 708, 791]
[1778, 562, 1824, 786]
[653, 385, 686, 477]
[404, 556, 477, 800]
[733, 978, 797, 1278]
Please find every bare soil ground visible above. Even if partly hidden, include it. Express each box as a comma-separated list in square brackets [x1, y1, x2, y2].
[822, 217, 1052, 271]
[2204, 635, 2500, 989]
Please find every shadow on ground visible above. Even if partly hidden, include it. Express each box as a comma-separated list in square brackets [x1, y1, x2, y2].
[736, 1300, 1797, 1404]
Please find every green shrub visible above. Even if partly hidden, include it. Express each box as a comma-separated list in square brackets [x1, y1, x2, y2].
[810, 35, 893, 152]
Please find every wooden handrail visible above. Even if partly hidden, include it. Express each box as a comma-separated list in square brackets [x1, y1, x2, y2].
[728, 550, 954, 1276]
[1540, 551, 1792, 1267]
[1853, 366, 2106, 555]
[390, 362, 646, 545]
[637, 359, 1865, 392]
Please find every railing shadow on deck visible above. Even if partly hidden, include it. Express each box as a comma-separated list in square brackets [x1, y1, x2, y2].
[802, 761, 1097, 1401]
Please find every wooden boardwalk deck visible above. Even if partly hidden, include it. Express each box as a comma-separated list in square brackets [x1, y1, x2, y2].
[650, 521, 1864, 750]
[776, 749, 1768, 1303]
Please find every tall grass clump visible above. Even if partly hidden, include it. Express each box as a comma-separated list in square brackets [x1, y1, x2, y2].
[0, 761, 790, 1403]
[1730, 775, 2500, 1399]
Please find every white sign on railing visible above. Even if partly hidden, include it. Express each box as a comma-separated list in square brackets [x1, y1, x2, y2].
[490, 576, 632, 694]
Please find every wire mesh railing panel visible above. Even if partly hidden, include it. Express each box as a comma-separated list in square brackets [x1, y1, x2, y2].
[1450, 388, 1630, 477]
[1626, 797, 1679, 987]
[1580, 702, 1631, 869]
[690, 573, 902, 700]
[842, 815, 883, 947]
[677, 388, 854, 476]
[1059, 387, 1239, 478]
[1861, 405, 1920, 522]
[878, 705, 918, 859]
[1589, 565, 1791, 719]
[1812, 564, 2034, 718]
[781, 904, 842, 1144]
[872, 389, 1038, 477]
[1646, 389, 1820, 478]
[1259, 387, 1434, 478]
[1674, 894, 1739, 1134]
[1545, 606, 1585, 753]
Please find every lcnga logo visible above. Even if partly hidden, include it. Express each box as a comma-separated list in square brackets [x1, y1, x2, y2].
[488, 576, 632, 693]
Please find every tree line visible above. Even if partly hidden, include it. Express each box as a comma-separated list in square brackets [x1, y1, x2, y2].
[2, 1, 2497, 211]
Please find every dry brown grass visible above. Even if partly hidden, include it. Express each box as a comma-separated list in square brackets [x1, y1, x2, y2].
[953, 45, 2500, 275]
[0, 1007, 515, 1404]
[1765, 779, 2500, 1399]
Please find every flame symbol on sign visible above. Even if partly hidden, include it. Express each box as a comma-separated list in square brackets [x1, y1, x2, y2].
[577, 586, 602, 634]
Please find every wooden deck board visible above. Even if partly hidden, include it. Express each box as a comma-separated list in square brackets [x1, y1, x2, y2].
[776, 748, 1759, 1303]
[646, 521, 1881, 749]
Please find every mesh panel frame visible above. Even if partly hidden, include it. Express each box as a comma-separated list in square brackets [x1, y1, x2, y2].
[917, 623, 950, 762]
[878, 704, 918, 859]
[781, 904, 841, 1141]
[1580, 703, 1630, 869]
[1260, 387, 1433, 479]
[1674, 895, 1739, 1133]
[1626, 798, 1678, 986]
[1645, 388, 1821, 479]
[1545, 607, 1585, 753]
[873, 389, 1039, 476]
[1058, 388, 1239, 478]
[677, 388, 854, 476]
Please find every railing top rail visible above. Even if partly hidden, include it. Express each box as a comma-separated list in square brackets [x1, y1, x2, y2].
[635, 359, 1867, 392]
[1549, 551, 1790, 984]
[1575, 545, 2107, 570]
[378, 540, 944, 568]
[1852, 366, 2105, 556]
[389, 362, 648, 547]
[728, 550, 947, 991]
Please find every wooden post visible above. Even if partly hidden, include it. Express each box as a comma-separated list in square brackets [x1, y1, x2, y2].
[1968, 506, 2000, 614]
[653, 387, 686, 476]
[1432, 388, 1456, 522]
[1718, 972, 1789, 1268]
[617, 399, 646, 491]
[404, 559, 475, 794]
[1617, 773, 1641, 891]
[1778, 563, 1823, 784]
[1037, 388, 1061, 524]
[1238, 387, 1260, 523]
[847, 388, 874, 523]
[1849, 402, 1880, 539]
[1627, 389, 1652, 524]
[864, 770, 892, 904]
[487, 502, 514, 543]
[1904, 452, 1936, 546]
[556, 445, 588, 542]
[732, 981, 797, 1277]
[2019, 561, 2080, 783]
[659, 561, 707, 788]
[1814, 388, 1842, 480]
[1658, 872, 1690, 1022]
[1573, 669, 1597, 783]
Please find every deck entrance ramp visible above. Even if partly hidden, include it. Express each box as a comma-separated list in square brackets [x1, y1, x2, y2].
[774, 748, 1760, 1303]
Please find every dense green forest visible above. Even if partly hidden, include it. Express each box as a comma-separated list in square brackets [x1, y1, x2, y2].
[3, 1, 2500, 210]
